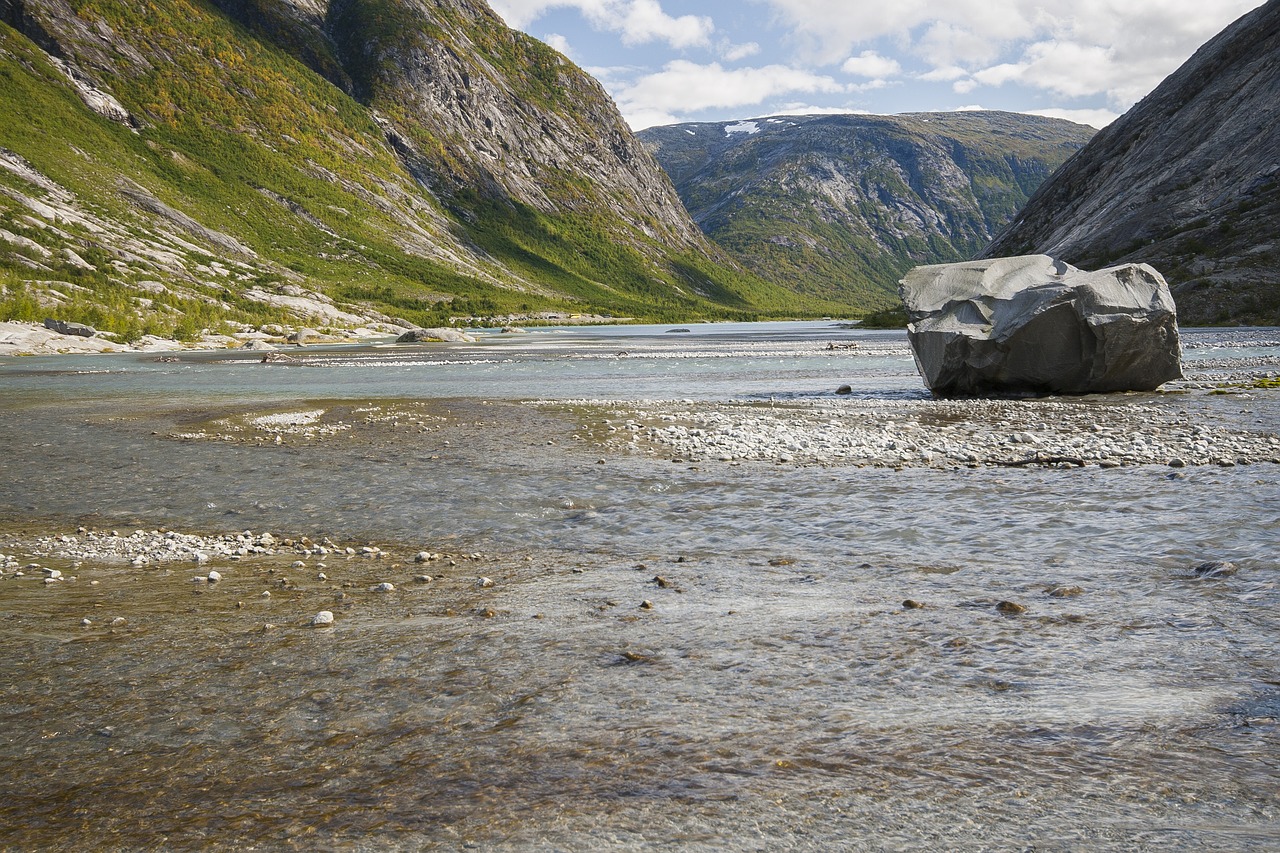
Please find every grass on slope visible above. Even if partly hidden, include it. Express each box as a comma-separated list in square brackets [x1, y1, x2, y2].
[2, 1, 833, 336]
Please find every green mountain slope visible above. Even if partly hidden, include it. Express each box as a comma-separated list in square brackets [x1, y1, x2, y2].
[0, 0, 833, 341]
[638, 111, 1093, 311]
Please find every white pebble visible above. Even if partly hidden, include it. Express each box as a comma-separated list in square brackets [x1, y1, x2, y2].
[478, 577, 495, 588]
[311, 610, 334, 626]
[371, 582, 395, 592]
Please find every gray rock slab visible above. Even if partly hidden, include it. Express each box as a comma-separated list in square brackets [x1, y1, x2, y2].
[899, 255, 1182, 397]
[396, 327, 478, 343]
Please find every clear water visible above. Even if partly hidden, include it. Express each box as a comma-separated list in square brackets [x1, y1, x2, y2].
[0, 322, 1277, 850]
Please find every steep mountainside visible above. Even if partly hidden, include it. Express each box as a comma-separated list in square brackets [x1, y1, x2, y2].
[983, 0, 1280, 325]
[0, 0, 826, 341]
[638, 111, 1092, 310]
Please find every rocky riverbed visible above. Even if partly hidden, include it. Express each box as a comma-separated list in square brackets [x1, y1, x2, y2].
[559, 381, 1280, 470]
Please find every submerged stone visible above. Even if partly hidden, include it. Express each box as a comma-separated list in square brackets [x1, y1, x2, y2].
[899, 255, 1182, 397]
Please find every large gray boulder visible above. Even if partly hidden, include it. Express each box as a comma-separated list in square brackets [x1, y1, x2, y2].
[396, 327, 478, 343]
[43, 318, 96, 337]
[899, 255, 1182, 397]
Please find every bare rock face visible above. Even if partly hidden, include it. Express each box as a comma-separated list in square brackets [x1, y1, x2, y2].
[981, 0, 1280, 325]
[900, 255, 1183, 397]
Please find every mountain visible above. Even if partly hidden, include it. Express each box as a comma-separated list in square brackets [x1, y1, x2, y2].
[637, 111, 1093, 310]
[0, 0, 829, 341]
[982, 0, 1280, 326]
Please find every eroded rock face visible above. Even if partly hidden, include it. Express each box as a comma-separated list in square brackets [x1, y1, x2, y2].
[900, 255, 1183, 397]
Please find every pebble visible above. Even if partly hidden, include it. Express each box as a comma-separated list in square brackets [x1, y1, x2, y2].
[371, 582, 395, 592]
[640, 599, 654, 610]
[206, 570, 222, 583]
[996, 600, 1027, 614]
[902, 599, 925, 609]
[587, 396, 1280, 470]
[311, 610, 335, 626]
[478, 577, 495, 588]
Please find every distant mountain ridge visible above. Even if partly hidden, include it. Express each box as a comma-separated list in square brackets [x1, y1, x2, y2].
[983, 0, 1280, 325]
[638, 111, 1093, 310]
[0, 0, 828, 341]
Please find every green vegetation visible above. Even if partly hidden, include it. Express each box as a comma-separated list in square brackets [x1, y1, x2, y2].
[639, 111, 1092, 312]
[857, 305, 909, 329]
[1, 0, 829, 338]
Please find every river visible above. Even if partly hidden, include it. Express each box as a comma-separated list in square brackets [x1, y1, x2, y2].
[0, 321, 1276, 850]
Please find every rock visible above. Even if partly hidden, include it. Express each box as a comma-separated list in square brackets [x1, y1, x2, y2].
[311, 610, 335, 626]
[370, 582, 395, 592]
[241, 339, 277, 351]
[477, 577, 495, 588]
[43, 317, 97, 337]
[396, 327, 478, 343]
[899, 255, 1182, 397]
[1193, 560, 1238, 578]
[996, 600, 1027, 614]
[206, 570, 222, 583]
[902, 599, 925, 609]
[835, 384, 852, 395]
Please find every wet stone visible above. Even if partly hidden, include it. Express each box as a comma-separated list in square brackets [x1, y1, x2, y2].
[1193, 561, 1238, 578]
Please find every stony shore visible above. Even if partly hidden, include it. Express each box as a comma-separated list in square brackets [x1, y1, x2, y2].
[0, 525, 502, 622]
[564, 383, 1280, 470]
[0, 320, 400, 356]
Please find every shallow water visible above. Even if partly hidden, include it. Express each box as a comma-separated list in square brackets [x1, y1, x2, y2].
[0, 322, 1277, 850]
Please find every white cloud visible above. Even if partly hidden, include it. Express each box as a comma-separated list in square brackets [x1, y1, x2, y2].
[760, 0, 1260, 111]
[542, 33, 574, 56]
[489, 0, 714, 49]
[1027, 107, 1118, 129]
[614, 0, 713, 47]
[841, 50, 902, 78]
[616, 60, 847, 117]
[917, 64, 967, 82]
[720, 41, 762, 62]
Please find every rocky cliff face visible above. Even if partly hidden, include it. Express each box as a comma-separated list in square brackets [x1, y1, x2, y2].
[982, 0, 1280, 325]
[639, 111, 1092, 309]
[0, 0, 799, 338]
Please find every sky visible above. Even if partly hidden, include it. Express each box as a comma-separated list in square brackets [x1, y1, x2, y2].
[487, 0, 1263, 130]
